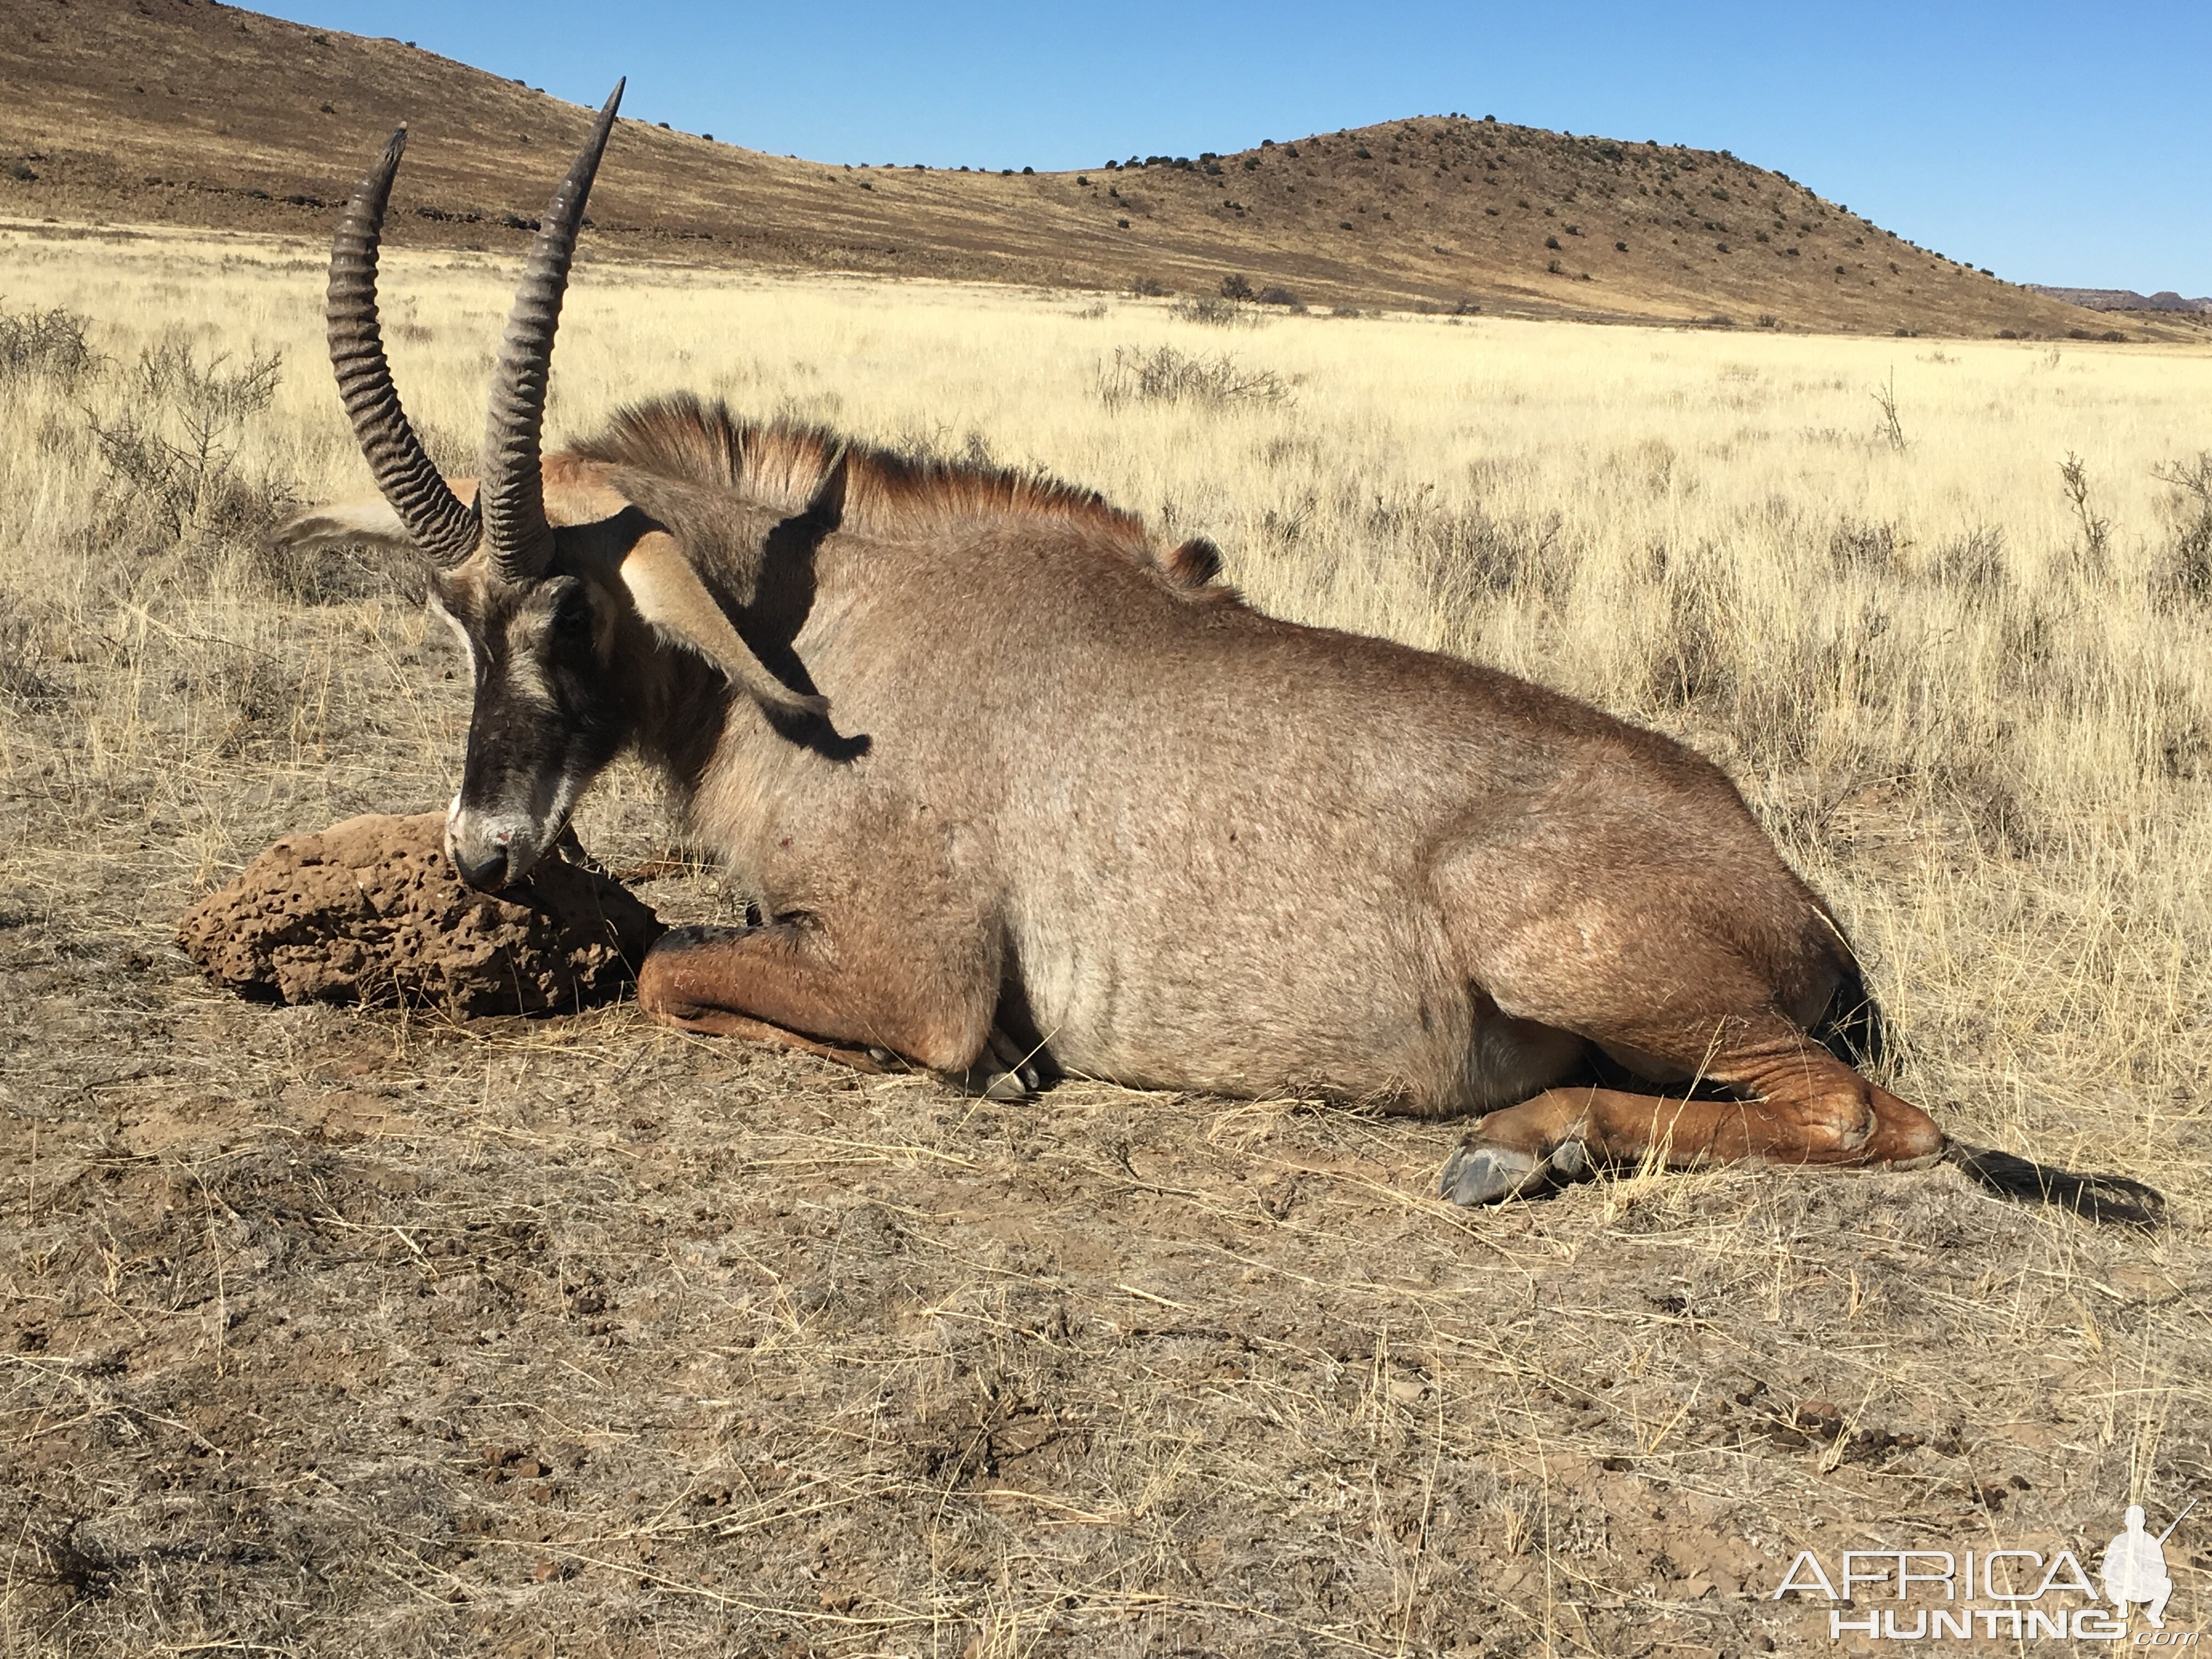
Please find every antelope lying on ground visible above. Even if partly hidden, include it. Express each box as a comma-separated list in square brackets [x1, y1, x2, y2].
[284, 85, 1952, 1207]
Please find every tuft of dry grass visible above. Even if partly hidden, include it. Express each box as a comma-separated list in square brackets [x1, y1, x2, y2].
[1, 224, 2208, 1656]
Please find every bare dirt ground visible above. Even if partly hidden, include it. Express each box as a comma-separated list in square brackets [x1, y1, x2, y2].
[2, 253, 2209, 1655]
[1, 583, 2206, 1659]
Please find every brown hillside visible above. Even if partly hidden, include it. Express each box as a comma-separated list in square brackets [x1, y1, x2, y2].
[0, 0, 2154, 338]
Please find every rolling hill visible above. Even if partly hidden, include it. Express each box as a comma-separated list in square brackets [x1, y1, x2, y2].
[0, 0, 2159, 338]
[2029, 285, 2212, 315]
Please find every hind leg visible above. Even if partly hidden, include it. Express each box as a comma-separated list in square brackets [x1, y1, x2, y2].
[1438, 1017, 1944, 1205]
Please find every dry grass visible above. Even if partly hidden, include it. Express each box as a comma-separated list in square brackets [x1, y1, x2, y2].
[2, 222, 2209, 1656]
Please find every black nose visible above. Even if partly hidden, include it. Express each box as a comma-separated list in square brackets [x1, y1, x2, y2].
[450, 842, 510, 891]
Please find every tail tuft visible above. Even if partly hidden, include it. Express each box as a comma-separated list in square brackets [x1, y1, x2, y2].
[1809, 928, 2163, 1228]
[1944, 1142, 2167, 1229]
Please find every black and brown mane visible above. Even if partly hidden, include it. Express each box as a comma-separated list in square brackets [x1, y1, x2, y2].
[571, 393, 1228, 592]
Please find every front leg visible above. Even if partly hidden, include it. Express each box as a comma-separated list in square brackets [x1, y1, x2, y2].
[642, 980, 892, 1074]
[638, 914, 999, 1079]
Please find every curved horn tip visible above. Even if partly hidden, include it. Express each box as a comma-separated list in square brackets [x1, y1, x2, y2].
[353, 126, 409, 197]
[473, 75, 626, 579]
[587, 81, 624, 146]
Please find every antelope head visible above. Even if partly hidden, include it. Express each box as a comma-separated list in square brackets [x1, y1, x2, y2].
[296, 82, 825, 890]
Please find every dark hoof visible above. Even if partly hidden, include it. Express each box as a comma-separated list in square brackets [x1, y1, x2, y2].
[1438, 1141, 1548, 1206]
[952, 1065, 1032, 1103]
[981, 1069, 1031, 1103]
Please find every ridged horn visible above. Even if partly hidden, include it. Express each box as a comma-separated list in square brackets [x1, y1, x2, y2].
[328, 126, 482, 567]
[479, 80, 624, 581]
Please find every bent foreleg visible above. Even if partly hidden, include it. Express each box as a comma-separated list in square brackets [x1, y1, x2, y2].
[637, 915, 1001, 1081]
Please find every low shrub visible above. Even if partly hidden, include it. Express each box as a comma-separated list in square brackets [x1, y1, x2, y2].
[87, 337, 291, 540]
[0, 301, 99, 390]
[2153, 453, 2212, 606]
[1170, 295, 1260, 328]
[1095, 345, 1293, 409]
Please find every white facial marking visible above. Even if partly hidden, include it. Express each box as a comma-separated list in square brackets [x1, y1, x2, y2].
[500, 641, 558, 709]
[426, 592, 478, 673]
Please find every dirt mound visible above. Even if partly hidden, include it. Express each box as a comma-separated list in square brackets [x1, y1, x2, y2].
[177, 812, 662, 1015]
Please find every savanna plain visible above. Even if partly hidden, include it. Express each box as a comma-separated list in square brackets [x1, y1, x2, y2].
[2, 223, 2209, 1657]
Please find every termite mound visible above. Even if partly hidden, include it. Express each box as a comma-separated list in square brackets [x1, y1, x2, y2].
[178, 811, 662, 1016]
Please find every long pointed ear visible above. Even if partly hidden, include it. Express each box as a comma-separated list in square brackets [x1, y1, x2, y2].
[617, 530, 829, 720]
[272, 496, 412, 557]
[804, 445, 848, 532]
[274, 480, 482, 556]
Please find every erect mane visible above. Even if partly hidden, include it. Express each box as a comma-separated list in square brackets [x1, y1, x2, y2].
[574, 393, 1152, 551]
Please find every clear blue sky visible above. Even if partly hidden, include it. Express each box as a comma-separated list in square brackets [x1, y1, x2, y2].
[268, 0, 2206, 294]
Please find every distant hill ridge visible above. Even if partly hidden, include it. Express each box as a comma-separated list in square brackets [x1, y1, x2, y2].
[2028, 285, 2212, 314]
[0, 0, 2180, 339]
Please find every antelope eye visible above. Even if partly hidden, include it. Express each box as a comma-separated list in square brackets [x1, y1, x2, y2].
[553, 590, 594, 639]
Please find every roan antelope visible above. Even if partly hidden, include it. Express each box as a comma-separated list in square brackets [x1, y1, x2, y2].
[283, 84, 1974, 1209]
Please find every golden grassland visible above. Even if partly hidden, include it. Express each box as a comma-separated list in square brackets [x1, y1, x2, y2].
[2, 221, 2209, 1656]
[8, 222, 2211, 1158]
